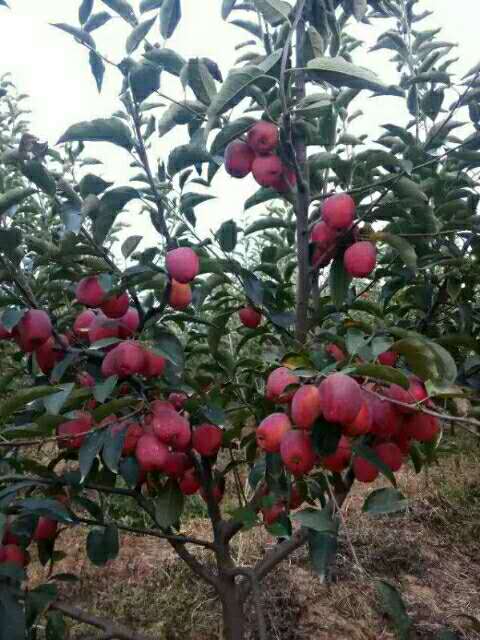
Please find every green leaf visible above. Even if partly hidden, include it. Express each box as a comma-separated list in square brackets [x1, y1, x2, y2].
[352, 364, 410, 389]
[129, 61, 161, 103]
[144, 47, 186, 76]
[409, 71, 450, 85]
[94, 186, 140, 243]
[89, 50, 105, 92]
[58, 118, 133, 151]
[43, 383, 75, 415]
[155, 479, 184, 528]
[0, 386, 61, 422]
[0, 228, 22, 252]
[244, 188, 280, 211]
[100, 0, 137, 25]
[308, 524, 338, 582]
[391, 176, 428, 203]
[0, 584, 25, 640]
[352, 443, 397, 486]
[222, 0, 236, 19]
[217, 219, 237, 252]
[391, 338, 439, 382]
[253, 0, 291, 26]
[363, 488, 408, 514]
[103, 424, 126, 473]
[94, 376, 118, 403]
[79, 430, 106, 481]
[185, 58, 217, 106]
[119, 457, 141, 488]
[230, 506, 258, 529]
[345, 328, 367, 355]
[428, 342, 458, 386]
[0, 187, 35, 215]
[22, 160, 56, 196]
[307, 57, 401, 95]
[210, 117, 256, 155]
[329, 256, 351, 310]
[86, 524, 119, 566]
[167, 144, 212, 176]
[121, 235, 142, 258]
[79, 0, 94, 24]
[84, 11, 112, 32]
[293, 507, 337, 533]
[373, 232, 417, 273]
[352, 0, 367, 20]
[79, 174, 113, 198]
[244, 272, 264, 305]
[152, 331, 185, 370]
[376, 581, 413, 640]
[46, 610, 66, 640]
[51, 23, 96, 48]
[244, 215, 292, 234]
[26, 584, 58, 629]
[19, 498, 73, 523]
[141, 0, 164, 11]
[157, 101, 204, 137]
[160, 0, 181, 39]
[126, 16, 157, 54]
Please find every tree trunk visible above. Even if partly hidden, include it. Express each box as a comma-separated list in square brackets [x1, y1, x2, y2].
[220, 579, 245, 640]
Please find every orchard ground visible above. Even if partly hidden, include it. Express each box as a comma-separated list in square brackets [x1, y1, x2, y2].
[29, 435, 480, 640]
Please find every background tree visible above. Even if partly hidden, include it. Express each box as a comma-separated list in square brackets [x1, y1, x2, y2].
[0, 1, 479, 639]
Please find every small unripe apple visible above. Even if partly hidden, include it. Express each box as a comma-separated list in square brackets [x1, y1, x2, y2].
[266, 367, 299, 403]
[33, 517, 57, 542]
[280, 431, 316, 476]
[118, 307, 140, 339]
[35, 334, 69, 375]
[321, 435, 351, 472]
[1, 544, 29, 567]
[239, 306, 262, 329]
[101, 341, 146, 378]
[153, 407, 191, 451]
[322, 193, 355, 231]
[311, 221, 337, 249]
[14, 310, 52, 353]
[252, 155, 284, 188]
[163, 451, 192, 478]
[353, 456, 379, 483]
[179, 468, 201, 495]
[256, 413, 292, 453]
[73, 309, 97, 338]
[224, 140, 255, 178]
[168, 392, 188, 411]
[247, 121, 279, 155]
[291, 385, 322, 430]
[344, 241, 376, 278]
[100, 292, 130, 319]
[122, 422, 144, 456]
[262, 502, 285, 526]
[135, 433, 168, 472]
[169, 280, 192, 310]
[343, 400, 372, 436]
[166, 247, 199, 284]
[403, 413, 439, 442]
[378, 350, 398, 367]
[325, 343, 346, 362]
[192, 423, 223, 457]
[88, 312, 120, 345]
[318, 373, 362, 425]
[57, 412, 92, 449]
[374, 442, 403, 472]
[142, 350, 166, 378]
[75, 276, 106, 307]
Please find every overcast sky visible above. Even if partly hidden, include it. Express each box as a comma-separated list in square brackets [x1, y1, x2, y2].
[0, 1, 478, 252]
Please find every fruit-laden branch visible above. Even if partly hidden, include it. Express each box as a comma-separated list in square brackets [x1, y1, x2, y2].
[51, 600, 153, 640]
[239, 471, 355, 603]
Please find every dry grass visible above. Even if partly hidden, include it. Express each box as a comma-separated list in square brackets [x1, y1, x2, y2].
[29, 439, 480, 639]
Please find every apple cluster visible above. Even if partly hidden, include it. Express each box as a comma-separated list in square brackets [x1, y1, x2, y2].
[310, 192, 377, 278]
[224, 121, 296, 193]
[256, 367, 439, 526]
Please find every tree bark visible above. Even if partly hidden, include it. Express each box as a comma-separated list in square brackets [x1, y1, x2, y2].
[220, 579, 245, 640]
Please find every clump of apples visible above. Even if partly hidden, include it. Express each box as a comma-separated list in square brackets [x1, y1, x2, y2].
[309, 193, 377, 279]
[224, 121, 296, 193]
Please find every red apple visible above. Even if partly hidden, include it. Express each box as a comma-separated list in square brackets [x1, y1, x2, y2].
[280, 431, 316, 476]
[311, 221, 337, 249]
[239, 306, 262, 329]
[192, 423, 223, 457]
[256, 413, 292, 453]
[374, 442, 403, 472]
[370, 395, 402, 438]
[353, 456, 379, 483]
[403, 413, 439, 442]
[343, 400, 372, 436]
[118, 307, 140, 339]
[200, 480, 224, 505]
[101, 292, 130, 319]
[289, 483, 304, 510]
[2, 544, 29, 567]
[73, 309, 97, 338]
[135, 433, 168, 472]
[35, 334, 69, 374]
[33, 517, 57, 542]
[163, 451, 192, 478]
[14, 310, 52, 353]
[252, 155, 284, 188]
[168, 392, 188, 411]
[224, 140, 255, 178]
[179, 468, 201, 495]
[153, 407, 191, 451]
[75, 276, 106, 307]
[344, 241, 376, 278]
[325, 343, 346, 362]
[378, 350, 398, 367]
[322, 193, 355, 231]
[247, 121, 279, 155]
[321, 435, 351, 472]
[88, 312, 120, 345]
[122, 422, 144, 456]
[318, 373, 362, 425]
[166, 247, 199, 284]
[169, 280, 192, 310]
[291, 385, 322, 430]
[266, 367, 299, 403]
[142, 350, 166, 378]
[101, 341, 146, 378]
[56, 412, 92, 449]
[262, 502, 285, 526]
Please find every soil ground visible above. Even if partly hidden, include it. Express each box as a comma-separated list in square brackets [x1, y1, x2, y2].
[30, 442, 480, 639]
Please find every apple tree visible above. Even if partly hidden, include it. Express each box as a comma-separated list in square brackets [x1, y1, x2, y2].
[0, 1, 479, 639]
